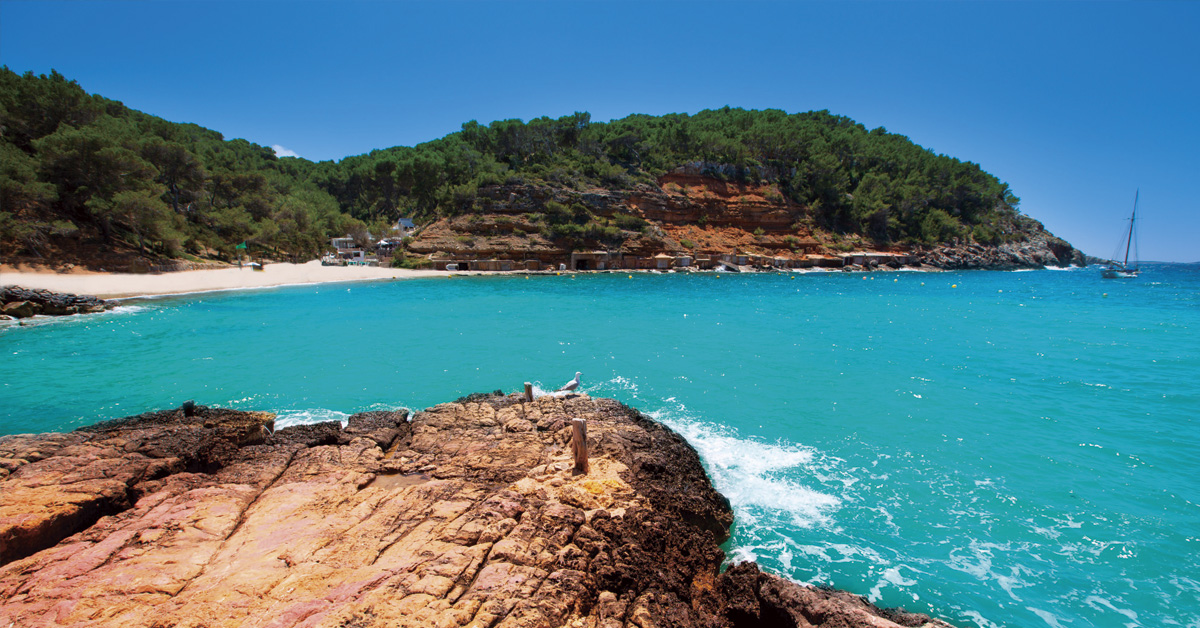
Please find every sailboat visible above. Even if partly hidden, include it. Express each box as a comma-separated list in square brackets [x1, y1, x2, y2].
[1102, 190, 1140, 278]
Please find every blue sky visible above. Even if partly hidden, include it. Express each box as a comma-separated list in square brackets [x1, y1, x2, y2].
[2, 1, 1196, 262]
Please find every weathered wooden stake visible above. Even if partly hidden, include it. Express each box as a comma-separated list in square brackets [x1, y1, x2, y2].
[570, 418, 589, 475]
[524, 382, 534, 402]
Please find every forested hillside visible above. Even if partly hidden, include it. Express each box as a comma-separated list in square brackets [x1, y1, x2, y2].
[317, 109, 1027, 249]
[2, 68, 1048, 267]
[0, 68, 356, 265]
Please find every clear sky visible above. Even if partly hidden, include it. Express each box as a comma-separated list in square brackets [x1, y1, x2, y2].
[2, 1, 1196, 262]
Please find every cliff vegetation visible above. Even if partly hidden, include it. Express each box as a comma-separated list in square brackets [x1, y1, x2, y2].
[1, 67, 1072, 269]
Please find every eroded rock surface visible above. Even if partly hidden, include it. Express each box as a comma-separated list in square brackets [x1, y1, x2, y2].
[0, 394, 953, 628]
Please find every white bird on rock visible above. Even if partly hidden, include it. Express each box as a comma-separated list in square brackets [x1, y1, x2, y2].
[557, 371, 582, 392]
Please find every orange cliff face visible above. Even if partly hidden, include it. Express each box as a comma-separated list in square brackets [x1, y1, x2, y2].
[637, 174, 824, 259]
[403, 174, 831, 264]
[390, 173, 1082, 270]
[629, 173, 801, 234]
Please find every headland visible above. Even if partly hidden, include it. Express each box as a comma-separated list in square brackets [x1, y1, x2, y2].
[0, 392, 953, 627]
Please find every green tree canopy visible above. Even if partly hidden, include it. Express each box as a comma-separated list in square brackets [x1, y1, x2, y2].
[1, 66, 1031, 260]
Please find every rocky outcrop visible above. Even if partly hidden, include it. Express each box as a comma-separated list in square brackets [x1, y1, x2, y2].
[465, 176, 803, 235]
[911, 230, 1084, 270]
[409, 177, 824, 265]
[0, 406, 276, 565]
[0, 286, 111, 318]
[629, 173, 802, 233]
[405, 176, 1081, 271]
[0, 394, 953, 627]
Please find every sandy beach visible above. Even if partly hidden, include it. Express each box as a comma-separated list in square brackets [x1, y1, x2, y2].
[0, 261, 441, 299]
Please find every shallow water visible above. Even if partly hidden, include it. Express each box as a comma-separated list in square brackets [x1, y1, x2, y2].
[3, 265, 1198, 628]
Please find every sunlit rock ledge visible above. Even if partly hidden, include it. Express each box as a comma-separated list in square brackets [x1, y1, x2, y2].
[0, 393, 953, 628]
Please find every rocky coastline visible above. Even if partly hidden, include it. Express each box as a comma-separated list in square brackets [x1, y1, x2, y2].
[402, 177, 1085, 274]
[0, 393, 954, 627]
[0, 286, 111, 320]
[908, 232, 1083, 271]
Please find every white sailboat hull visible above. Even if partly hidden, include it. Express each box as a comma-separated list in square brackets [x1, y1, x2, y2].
[1102, 267, 1139, 278]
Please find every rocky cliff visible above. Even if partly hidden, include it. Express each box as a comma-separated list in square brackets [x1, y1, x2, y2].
[404, 175, 1082, 271]
[0, 394, 954, 628]
[909, 223, 1084, 270]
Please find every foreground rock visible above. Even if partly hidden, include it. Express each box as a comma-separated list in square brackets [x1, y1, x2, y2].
[0, 286, 111, 319]
[0, 394, 953, 627]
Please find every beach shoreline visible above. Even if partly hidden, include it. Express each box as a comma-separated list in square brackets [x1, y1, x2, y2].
[0, 260, 443, 299]
[2, 258, 1093, 303]
[0, 260, 887, 302]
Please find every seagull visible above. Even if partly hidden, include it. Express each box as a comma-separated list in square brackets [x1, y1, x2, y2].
[557, 371, 582, 392]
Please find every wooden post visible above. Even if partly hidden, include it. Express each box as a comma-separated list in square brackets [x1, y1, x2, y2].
[570, 418, 589, 475]
[524, 382, 534, 402]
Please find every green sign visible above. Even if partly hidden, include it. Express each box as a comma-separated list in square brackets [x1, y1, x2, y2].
[235, 241, 247, 249]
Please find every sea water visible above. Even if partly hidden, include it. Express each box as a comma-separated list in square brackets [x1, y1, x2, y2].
[2, 265, 1198, 628]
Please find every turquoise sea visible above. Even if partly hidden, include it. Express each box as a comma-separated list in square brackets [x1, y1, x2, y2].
[2, 265, 1198, 628]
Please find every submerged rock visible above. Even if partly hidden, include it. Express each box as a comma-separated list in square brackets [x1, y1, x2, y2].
[0, 394, 953, 627]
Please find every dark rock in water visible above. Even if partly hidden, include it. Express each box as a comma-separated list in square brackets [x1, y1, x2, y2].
[0, 286, 111, 317]
[0, 395, 954, 627]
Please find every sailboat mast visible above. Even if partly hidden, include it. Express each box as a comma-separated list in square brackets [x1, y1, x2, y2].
[1123, 189, 1138, 267]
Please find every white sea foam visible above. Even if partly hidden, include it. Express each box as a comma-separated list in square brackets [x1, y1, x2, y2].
[1028, 606, 1068, 628]
[960, 610, 1003, 628]
[271, 402, 409, 429]
[607, 375, 639, 394]
[108, 304, 150, 315]
[868, 565, 919, 603]
[358, 401, 409, 414]
[797, 541, 887, 565]
[776, 542, 795, 572]
[726, 546, 758, 564]
[1085, 596, 1140, 623]
[645, 406, 841, 529]
[948, 542, 995, 580]
[273, 408, 351, 429]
